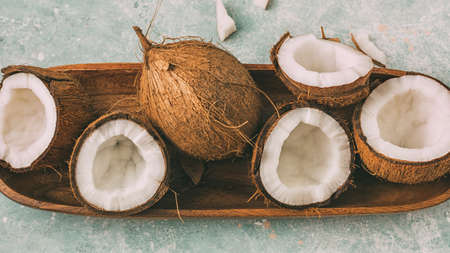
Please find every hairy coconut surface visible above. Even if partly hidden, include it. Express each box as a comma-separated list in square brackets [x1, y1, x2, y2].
[353, 74, 450, 184]
[134, 26, 264, 161]
[271, 32, 373, 107]
[251, 102, 355, 209]
[0, 65, 96, 173]
[70, 112, 169, 215]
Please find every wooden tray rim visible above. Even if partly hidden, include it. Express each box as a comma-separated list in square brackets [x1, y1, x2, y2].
[1, 177, 448, 218]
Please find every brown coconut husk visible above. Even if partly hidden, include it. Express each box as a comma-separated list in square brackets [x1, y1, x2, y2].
[134, 26, 264, 161]
[270, 32, 372, 108]
[0, 65, 97, 173]
[250, 102, 356, 209]
[352, 71, 450, 184]
[69, 111, 170, 216]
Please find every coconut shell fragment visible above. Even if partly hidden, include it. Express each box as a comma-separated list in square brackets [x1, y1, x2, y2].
[351, 33, 387, 68]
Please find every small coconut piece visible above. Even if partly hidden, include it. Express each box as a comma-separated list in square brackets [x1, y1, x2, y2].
[271, 32, 374, 107]
[351, 32, 387, 67]
[0, 65, 95, 172]
[133, 26, 263, 161]
[253, 0, 270, 9]
[251, 103, 354, 208]
[353, 74, 450, 183]
[216, 0, 236, 41]
[70, 112, 169, 215]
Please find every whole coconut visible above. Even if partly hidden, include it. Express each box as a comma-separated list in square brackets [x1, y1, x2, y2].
[133, 27, 263, 160]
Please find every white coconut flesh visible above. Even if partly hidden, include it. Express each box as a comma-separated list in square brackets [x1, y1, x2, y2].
[352, 32, 387, 65]
[216, 0, 236, 41]
[360, 75, 450, 162]
[0, 73, 57, 169]
[277, 34, 373, 87]
[75, 119, 166, 212]
[259, 108, 351, 206]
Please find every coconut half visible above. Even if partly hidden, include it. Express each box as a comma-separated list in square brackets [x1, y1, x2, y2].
[70, 112, 169, 214]
[271, 32, 374, 107]
[0, 65, 94, 172]
[216, 0, 236, 41]
[251, 103, 353, 208]
[354, 74, 450, 183]
[0, 73, 57, 169]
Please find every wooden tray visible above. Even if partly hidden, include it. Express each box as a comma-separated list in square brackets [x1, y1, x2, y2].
[0, 63, 448, 218]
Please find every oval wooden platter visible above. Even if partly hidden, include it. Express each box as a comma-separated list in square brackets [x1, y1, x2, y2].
[0, 63, 448, 218]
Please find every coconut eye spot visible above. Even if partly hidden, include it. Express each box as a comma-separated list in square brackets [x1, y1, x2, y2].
[277, 123, 334, 188]
[92, 135, 145, 191]
[1, 89, 46, 152]
[377, 90, 441, 149]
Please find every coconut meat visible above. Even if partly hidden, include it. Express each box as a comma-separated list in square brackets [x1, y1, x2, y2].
[216, 0, 236, 41]
[259, 108, 351, 206]
[352, 32, 387, 65]
[0, 73, 57, 169]
[75, 119, 166, 212]
[361, 75, 450, 162]
[277, 34, 373, 87]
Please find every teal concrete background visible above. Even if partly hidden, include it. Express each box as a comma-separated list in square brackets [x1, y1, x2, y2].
[0, 0, 449, 252]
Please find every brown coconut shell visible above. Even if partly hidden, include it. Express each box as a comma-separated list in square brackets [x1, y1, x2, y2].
[0, 65, 97, 173]
[352, 70, 450, 184]
[270, 32, 372, 108]
[69, 111, 170, 216]
[250, 102, 356, 209]
[134, 26, 264, 161]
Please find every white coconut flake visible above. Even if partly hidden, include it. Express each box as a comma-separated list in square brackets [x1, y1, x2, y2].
[75, 118, 166, 212]
[259, 108, 351, 206]
[361, 75, 450, 162]
[254, 0, 270, 9]
[0, 73, 57, 169]
[216, 0, 236, 41]
[277, 34, 373, 87]
[353, 32, 387, 65]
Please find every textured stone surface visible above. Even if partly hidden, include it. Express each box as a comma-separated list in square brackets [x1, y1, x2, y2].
[0, 0, 449, 252]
